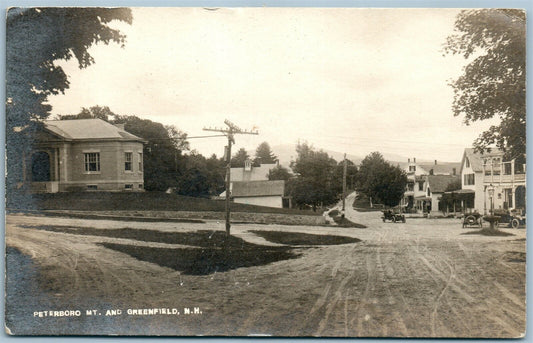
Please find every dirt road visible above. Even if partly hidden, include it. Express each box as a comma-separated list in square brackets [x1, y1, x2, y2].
[5, 209, 526, 337]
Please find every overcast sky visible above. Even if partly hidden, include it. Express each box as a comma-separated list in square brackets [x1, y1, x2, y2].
[48, 7, 497, 162]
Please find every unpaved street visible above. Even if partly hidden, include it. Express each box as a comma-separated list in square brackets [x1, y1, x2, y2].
[5, 207, 526, 337]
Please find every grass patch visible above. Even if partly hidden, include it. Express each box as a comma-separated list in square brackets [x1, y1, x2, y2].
[352, 194, 384, 211]
[328, 209, 340, 217]
[25, 224, 362, 275]
[7, 191, 320, 216]
[24, 225, 261, 248]
[250, 230, 361, 245]
[99, 242, 298, 275]
[462, 229, 515, 237]
[502, 251, 526, 263]
[332, 215, 367, 228]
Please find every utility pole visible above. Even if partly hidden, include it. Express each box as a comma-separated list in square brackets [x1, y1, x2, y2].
[203, 119, 258, 236]
[342, 153, 347, 218]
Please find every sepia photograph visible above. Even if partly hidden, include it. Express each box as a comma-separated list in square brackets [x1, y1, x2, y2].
[4, 6, 526, 337]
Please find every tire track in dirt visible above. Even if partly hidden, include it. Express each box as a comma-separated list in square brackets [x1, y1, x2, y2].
[413, 245, 476, 337]
[374, 244, 409, 336]
[416, 251, 474, 303]
[430, 259, 455, 336]
[314, 251, 357, 336]
[347, 244, 377, 336]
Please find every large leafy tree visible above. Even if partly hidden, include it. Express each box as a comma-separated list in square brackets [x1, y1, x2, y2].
[268, 165, 292, 181]
[444, 9, 526, 161]
[177, 153, 226, 197]
[231, 148, 251, 168]
[114, 115, 189, 191]
[6, 8, 132, 190]
[60, 105, 117, 121]
[254, 142, 277, 165]
[357, 152, 407, 208]
[332, 159, 358, 196]
[289, 142, 338, 210]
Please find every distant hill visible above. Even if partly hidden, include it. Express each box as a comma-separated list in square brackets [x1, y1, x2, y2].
[269, 144, 362, 167]
[249, 144, 459, 169]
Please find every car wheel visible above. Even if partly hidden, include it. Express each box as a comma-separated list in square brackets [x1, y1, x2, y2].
[511, 218, 520, 229]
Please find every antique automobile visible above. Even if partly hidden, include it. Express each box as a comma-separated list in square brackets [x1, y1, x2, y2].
[381, 209, 406, 223]
[462, 212, 482, 228]
[492, 209, 526, 228]
[510, 212, 526, 228]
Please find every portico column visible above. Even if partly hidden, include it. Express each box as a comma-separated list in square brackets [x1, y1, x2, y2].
[53, 148, 59, 181]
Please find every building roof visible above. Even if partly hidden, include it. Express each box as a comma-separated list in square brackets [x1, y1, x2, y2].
[399, 160, 459, 176]
[427, 175, 461, 193]
[461, 148, 503, 173]
[230, 163, 278, 182]
[231, 180, 285, 197]
[44, 119, 145, 142]
[419, 162, 461, 175]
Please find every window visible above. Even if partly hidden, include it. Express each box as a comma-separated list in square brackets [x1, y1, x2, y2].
[463, 173, 475, 185]
[409, 165, 416, 172]
[138, 184, 143, 189]
[84, 153, 100, 172]
[418, 181, 424, 191]
[138, 152, 143, 172]
[125, 152, 132, 171]
[465, 157, 470, 168]
[125, 184, 133, 189]
[87, 185, 98, 190]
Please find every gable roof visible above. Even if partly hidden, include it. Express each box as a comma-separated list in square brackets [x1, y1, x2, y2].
[427, 175, 460, 193]
[460, 148, 503, 174]
[44, 119, 145, 142]
[231, 180, 285, 197]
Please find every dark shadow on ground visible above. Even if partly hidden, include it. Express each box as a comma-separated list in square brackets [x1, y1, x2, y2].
[331, 216, 367, 228]
[461, 229, 515, 237]
[23, 225, 362, 275]
[250, 230, 361, 245]
[99, 242, 299, 275]
[502, 251, 526, 263]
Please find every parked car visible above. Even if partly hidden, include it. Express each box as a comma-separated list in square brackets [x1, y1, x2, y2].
[462, 212, 482, 228]
[508, 209, 526, 228]
[492, 209, 526, 228]
[381, 209, 406, 223]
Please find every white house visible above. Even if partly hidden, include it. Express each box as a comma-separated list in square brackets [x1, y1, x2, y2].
[459, 148, 526, 214]
[231, 180, 285, 208]
[401, 157, 460, 213]
[220, 159, 287, 208]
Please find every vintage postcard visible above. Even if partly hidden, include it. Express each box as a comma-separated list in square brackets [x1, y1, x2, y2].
[4, 7, 526, 337]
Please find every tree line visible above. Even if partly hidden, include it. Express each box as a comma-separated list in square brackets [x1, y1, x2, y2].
[53, 105, 411, 209]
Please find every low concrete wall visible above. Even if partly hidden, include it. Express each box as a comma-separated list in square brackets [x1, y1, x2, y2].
[33, 210, 327, 226]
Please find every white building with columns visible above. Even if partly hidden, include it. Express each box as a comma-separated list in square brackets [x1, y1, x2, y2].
[460, 148, 526, 214]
